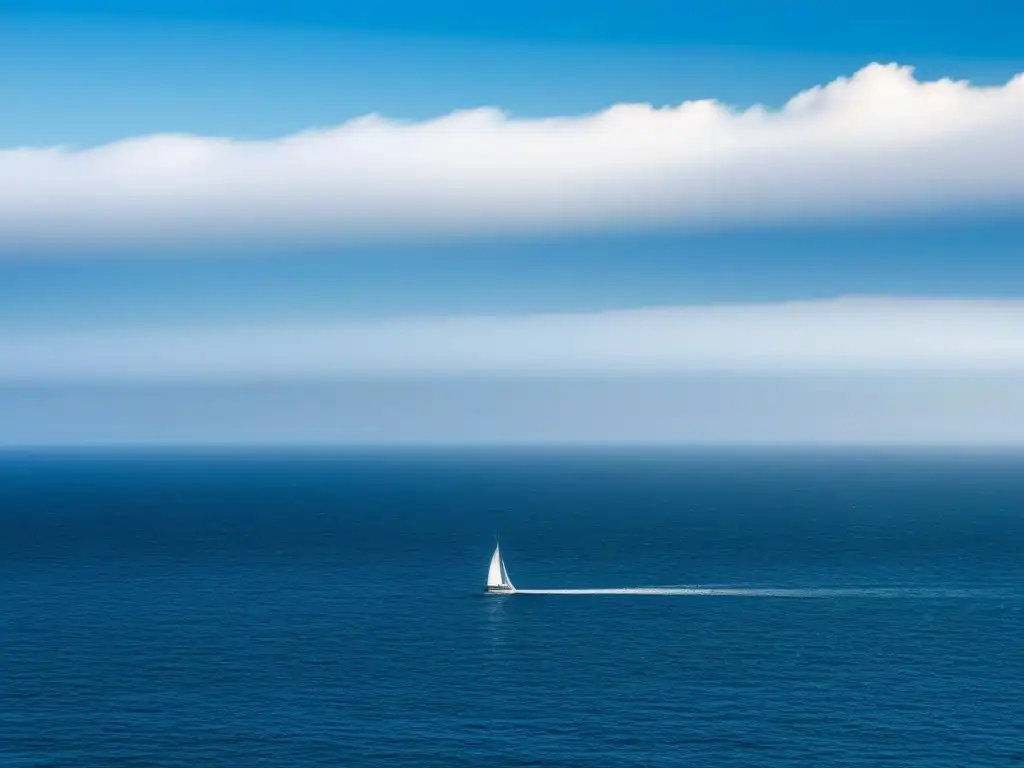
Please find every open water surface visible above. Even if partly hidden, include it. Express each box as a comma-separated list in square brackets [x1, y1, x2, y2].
[2, 450, 1023, 766]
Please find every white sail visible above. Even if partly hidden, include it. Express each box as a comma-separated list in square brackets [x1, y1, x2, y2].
[486, 543, 515, 592]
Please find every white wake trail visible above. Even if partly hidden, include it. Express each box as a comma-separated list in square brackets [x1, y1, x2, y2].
[513, 586, 1004, 598]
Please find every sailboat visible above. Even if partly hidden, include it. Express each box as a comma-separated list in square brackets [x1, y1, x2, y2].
[485, 541, 516, 594]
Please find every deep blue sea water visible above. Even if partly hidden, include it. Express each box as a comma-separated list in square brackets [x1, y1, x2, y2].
[2, 450, 1023, 767]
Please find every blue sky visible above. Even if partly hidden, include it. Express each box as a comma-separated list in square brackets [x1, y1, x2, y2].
[5, 220, 1024, 329]
[6, 0, 1023, 55]
[2, 0, 1024, 444]
[4, 3, 1023, 147]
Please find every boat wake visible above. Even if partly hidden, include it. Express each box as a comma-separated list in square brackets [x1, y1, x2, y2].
[513, 586, 1009, 598]
[482, 541, 1014, 599]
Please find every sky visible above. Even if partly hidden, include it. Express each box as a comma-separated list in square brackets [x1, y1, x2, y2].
[2, 0, 1024, 445]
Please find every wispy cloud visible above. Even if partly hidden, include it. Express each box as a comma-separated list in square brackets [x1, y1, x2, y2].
[2, 64, 1023, 252]
[4, 297, 1024, 381]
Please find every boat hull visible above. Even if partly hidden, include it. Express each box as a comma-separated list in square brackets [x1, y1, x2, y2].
[485, 586, 516, 594]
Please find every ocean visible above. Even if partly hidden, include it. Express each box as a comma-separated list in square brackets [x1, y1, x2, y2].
[2, 450, 1022, 766]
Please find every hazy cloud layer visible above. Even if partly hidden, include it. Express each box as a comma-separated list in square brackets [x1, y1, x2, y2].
[4, 297, 1024, 381]
[6, 375, 1024, 446]
[2, 64, 1024, 250]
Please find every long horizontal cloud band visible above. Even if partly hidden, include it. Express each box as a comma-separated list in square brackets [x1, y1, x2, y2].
[5, 298, 1024, 381]
[3, 64, 1024, 250]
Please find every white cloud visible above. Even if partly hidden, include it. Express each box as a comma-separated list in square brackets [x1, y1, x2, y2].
[4, 297, 1024, 381]
[2, 63, 1024, 250]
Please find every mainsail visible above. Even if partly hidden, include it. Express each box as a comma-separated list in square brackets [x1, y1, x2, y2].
[486, 543, 515, 592]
